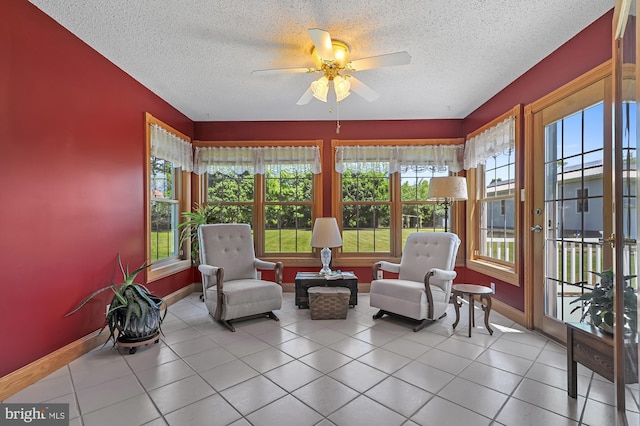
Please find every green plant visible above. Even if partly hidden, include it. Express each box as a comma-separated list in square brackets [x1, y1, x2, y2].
[178, 203, 216, 265]
[570, 268, 637, 333]
[66, 254, 167, 345]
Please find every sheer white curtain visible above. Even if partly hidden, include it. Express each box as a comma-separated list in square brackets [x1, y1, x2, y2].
[150, 124, 193, 172]
[464, 115, 515, 169]
[193, 145, 322, 175]
[335, 144, 464, 173]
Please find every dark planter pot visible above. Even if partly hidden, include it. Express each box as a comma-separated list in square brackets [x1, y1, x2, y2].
[114, 296, 163, 341]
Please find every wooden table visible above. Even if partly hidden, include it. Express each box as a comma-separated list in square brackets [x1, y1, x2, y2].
[566, 322, 638, 398]
[295, 272, 358, 308]
[452, 284, 494, 337]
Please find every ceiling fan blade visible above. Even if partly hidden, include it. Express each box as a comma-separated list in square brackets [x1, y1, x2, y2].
[251, 67, 316, 76]
[348, 51, 411, 71]
[347, 76, 380, 102]
[308, 28, 335, 61]
[296, 84, 314, 105]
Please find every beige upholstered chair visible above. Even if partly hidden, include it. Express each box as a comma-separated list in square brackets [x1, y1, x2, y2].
[370, 232, 460, 332]
[197, 224, 283, 332]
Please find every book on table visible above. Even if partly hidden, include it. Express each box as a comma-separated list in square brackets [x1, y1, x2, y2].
[325, 271, 356, 280]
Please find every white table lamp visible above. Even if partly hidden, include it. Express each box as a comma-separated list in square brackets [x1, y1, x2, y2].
[310, 217, 343, 275]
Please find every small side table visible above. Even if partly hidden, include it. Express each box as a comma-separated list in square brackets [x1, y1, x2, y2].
[452, 284, 494, 337]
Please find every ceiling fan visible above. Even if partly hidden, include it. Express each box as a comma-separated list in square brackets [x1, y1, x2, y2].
[252, 28, 411, 105]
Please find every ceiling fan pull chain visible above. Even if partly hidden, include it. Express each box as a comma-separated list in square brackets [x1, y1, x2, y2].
[336, 98, 341, 134]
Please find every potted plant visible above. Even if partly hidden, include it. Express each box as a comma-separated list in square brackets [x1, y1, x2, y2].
[66, 254, 167, 353]
[178, 203, 216, 266]
[569, 268, 637, 334]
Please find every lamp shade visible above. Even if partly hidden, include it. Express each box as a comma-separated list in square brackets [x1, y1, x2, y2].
[333, 76, 351, 103]
[310, 217, 343, 248]
[311, 76, 329, 102]
[427, 176, 468, 201]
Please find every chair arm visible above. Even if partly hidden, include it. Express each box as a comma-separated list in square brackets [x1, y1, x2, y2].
[254, 259, 284, 284]
[428, 268, 457, 282]
[424, 268, 457, 293]
[198, 265, 224, 293]
[198, 264, 218, 276]
[372, 261, 401, 280]
[254, 258, 276, 270]
[420, 268, 455, 320]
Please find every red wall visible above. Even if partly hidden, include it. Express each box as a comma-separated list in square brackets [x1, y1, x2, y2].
[0, 1, 194, 377]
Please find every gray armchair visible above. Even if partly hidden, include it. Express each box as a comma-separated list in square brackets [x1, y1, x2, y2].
[198, 224, 283, 332]
[370, 232, 460, 332]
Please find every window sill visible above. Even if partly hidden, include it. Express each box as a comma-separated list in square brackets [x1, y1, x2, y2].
[147, 259, 191, 283]
[466, 259, 519, 286]
[260, 256, 399, 269]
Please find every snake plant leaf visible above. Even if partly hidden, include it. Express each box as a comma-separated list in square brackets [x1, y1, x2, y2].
[133, 292, 149, 322]
[65, 284, 118, 317]
[131, 285, 160, 308]
[117, 253, 148, 284]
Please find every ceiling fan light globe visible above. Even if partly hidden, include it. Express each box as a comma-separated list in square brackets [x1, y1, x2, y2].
[311, 76, 329, 102]
[336, 90, 351, 103]
[333, 76, 351, 102]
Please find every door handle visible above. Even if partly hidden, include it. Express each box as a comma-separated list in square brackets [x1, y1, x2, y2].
[530, 225, 542, 233]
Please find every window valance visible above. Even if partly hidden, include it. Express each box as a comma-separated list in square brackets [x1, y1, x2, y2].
[193, 145, 322, 175]
[464, 116, 515, 170]
[150, 124, 193, 172]
[335, 144, 464, 174]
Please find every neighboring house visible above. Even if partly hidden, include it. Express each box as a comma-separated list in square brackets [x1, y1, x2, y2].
[484, 160, 638, 240]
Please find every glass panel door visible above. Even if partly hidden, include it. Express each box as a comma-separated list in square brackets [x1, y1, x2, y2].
[613, 2, 638, 421]
[531, 78, 612, 341]
[544, 103, 606, 328]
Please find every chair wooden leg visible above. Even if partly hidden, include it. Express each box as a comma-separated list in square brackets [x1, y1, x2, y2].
[413, 319, 429, 332]
[267, 311, 280, 322]
[373, 310, 386, 320]
[220, 320, 236, 332]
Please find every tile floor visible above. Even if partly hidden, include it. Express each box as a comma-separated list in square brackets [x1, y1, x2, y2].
[5, 292, 640, 426]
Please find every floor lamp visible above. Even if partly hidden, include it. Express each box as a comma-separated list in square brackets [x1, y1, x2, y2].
[427, 176, 468, 232]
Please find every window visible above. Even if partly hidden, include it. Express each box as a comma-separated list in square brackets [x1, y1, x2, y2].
[145, 113, 192, 282]
[194, 142, 321, 258]
[465, 106, 521, 284]
[341, 167, 391, 253]
[151, 156, 179, 261]
[334, 141, 464, 261]
[577, 188, 589, 213]
[477, 148, 516, 264]
[400, 166, 451, 249]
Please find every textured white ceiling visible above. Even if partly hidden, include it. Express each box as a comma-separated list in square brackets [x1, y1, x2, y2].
[28, 0, 613, 121]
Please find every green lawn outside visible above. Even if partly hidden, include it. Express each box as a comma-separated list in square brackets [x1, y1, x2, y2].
[264, 228, 443, 253]
[485, 241, 515, 263]
[151, 230, 175, 261]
